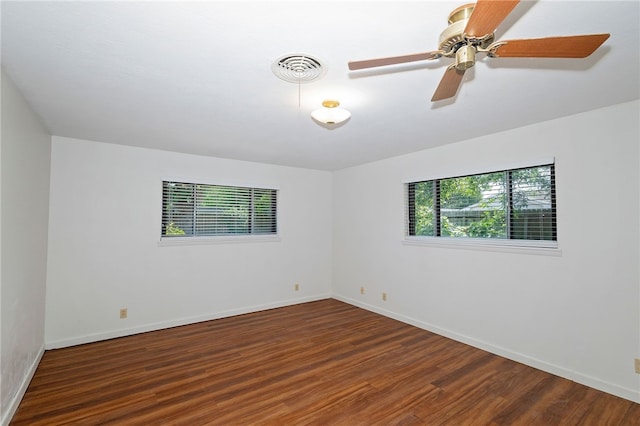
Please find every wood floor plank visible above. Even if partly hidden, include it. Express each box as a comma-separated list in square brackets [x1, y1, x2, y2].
[11, 299, 640, 425]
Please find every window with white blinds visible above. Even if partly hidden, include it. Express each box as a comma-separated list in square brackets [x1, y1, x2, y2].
[162, 181, 277, 238]
[406, 164, 556, 243]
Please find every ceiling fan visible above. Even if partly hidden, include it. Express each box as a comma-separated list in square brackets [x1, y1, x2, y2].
[348, 0, 610, 102]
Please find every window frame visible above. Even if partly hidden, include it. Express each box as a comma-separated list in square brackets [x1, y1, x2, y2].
[404, 162, 559, 254]
[159, 180, 279, 245]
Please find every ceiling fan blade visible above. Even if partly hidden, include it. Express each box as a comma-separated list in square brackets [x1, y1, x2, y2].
[488, 34, 610, 58]
[431, 65, 465, 102]
[348, 51, 443, 70]
[464, 0, 520, 38]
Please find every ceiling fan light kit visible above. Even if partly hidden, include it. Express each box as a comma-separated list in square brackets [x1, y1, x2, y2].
[348, 0, 610, 103]
[455, 44, 476, 70]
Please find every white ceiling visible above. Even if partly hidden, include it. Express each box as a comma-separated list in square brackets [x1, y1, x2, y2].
[2, 1, 638, 171]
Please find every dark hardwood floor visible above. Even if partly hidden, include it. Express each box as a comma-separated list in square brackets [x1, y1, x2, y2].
[11, 299, 639, 425]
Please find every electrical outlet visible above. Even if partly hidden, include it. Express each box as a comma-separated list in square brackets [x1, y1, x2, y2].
[382, 292, 387, 301]
[360, 286, 365, 295]
[294, 283, 300, 291]
[635, 358, 640, 374]
[119, 308, 128, 319]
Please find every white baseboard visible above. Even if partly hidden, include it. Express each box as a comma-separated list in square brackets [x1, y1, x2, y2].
[2, 345, 45, 426]
[333, 295, 640, 404]
[45, 294, 331, 350]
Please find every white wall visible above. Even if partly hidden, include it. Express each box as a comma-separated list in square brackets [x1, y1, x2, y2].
[0, 70, 51, 424]
[332, 100, 640, 403]
[45, 137, 333, 347]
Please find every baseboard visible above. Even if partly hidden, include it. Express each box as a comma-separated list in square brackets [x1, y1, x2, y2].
[2, 345, 45, 426]
[45, 294, 331, 350]
[334, 295, 640, 404]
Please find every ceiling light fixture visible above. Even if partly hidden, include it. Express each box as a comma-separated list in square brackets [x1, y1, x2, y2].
[311, 100, 351, 127]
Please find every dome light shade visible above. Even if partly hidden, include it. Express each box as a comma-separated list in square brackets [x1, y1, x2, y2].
[311, 100, 351, 126]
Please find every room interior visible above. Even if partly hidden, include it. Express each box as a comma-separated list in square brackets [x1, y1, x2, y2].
[1, 0, 639, 424]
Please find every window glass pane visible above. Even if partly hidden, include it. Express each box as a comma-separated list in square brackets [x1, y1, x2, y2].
[253, 188, 277, 234]
[510, 166, 555, 240]
[411, 181, 435, 236]
[196, 185, 250, 235]
[440, 172, 507, 239]
[162, 182, 194, 236]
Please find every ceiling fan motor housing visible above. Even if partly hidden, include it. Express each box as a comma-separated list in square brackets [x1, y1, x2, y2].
[439, 3, 494, 56]
[439, 15, 468, 53]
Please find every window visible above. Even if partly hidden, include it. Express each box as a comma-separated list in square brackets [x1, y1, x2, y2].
[162, 181, 277, 238]
[407, 164, 556, 243]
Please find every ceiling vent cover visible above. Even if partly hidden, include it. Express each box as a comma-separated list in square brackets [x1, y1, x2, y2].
[272, 54, 326, 83]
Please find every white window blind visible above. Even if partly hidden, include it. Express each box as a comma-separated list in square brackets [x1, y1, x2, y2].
[407, 164, 556, 242]
[162, 181, 277, 237]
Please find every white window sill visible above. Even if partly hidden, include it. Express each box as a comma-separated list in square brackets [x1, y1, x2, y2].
[158, 235, 281, 247]
[402, 237, 561, 256]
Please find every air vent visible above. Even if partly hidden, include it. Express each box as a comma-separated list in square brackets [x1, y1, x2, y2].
[272, 53, 326, 83]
